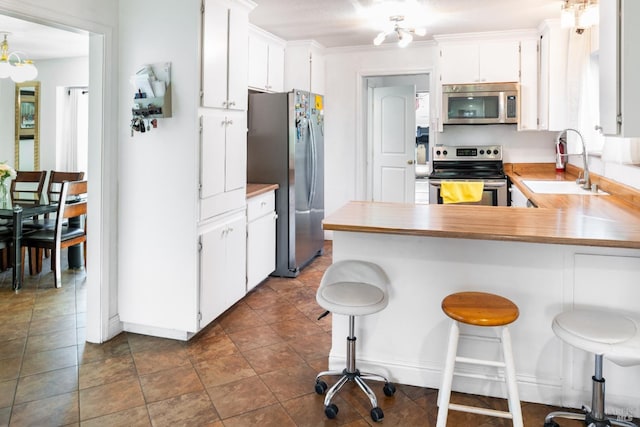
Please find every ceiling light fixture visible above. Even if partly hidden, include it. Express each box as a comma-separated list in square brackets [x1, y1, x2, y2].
[373, 15, 426, 48]
[0, 32, 38, 83]
[560, 0, 599, 34]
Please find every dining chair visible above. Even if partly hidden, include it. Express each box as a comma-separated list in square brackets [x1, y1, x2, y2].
[25, 171, 85, 274]
[10, 170, 46, 205]
[21, 180, 87, 288]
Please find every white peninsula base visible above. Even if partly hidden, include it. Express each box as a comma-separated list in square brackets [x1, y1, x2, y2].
[329, 230, 640, 418]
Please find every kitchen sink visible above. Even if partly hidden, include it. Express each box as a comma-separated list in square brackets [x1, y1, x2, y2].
[522, 180, 609, 195]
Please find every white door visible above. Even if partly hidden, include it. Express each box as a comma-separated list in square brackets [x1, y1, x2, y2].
[372, 85, 416, 203]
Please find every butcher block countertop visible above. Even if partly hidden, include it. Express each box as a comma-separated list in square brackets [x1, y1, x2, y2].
[324, 164, 640, 249]
[246, 183, 278, 199]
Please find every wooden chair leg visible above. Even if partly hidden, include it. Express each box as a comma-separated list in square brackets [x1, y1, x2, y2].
[28, 247, 37, 276]
[36, 248, 43, 273]
[0, 248, 7, 271]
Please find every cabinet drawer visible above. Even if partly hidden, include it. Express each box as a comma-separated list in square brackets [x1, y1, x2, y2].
[247, 191, 275, 222]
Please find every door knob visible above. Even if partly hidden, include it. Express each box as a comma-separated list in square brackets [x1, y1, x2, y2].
[407, 160, 414, 165]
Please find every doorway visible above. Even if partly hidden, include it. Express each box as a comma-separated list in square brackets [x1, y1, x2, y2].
[0, 9, 112, 344]
[364, 73, 432, 204]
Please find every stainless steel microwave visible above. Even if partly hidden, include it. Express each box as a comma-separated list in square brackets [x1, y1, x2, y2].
[442, 82, 519, 125]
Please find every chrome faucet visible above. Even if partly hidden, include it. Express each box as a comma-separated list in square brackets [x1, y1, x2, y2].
[556, 128, 591, 190]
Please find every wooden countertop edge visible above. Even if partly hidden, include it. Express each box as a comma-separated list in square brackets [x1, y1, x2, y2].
[323, 222, 640, 249]
[246, 183, 279, 199]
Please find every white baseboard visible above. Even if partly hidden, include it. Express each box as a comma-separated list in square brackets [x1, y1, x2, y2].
[122, 322, 192, 341]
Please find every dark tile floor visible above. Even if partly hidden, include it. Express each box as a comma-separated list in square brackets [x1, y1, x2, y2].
[0, 242, 630, 426]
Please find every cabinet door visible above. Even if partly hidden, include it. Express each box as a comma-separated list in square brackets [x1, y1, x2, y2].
[479, 41, 520, 83]
[509, 183, 528, 207]
[268, 43, 285, 92]
[199, 212, 247, 328]
[247, 212, 276, 291]
[201, 114, 226, 199]
[200, 220, 229, 326]
[225, 111, 247, 192]
[248, 35, 269, 90]
[202, 0, 229, 109]
[538, 22, 569, 131]
[227, 4, 249, 110]
[224, 214, 247, 307]
[440, 44, 479, 84]
[518, 38, 538, 131]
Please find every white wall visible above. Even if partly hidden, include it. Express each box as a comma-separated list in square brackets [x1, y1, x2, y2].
[0, 56, 89, 171]
[117, 0, 201, 332]
[0, 78, 15, 164]
[323, 42, 438, 217]
[31, 56, 89, 171]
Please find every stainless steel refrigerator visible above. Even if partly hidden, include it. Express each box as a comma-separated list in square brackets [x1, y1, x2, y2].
[247, 90, 324, 277]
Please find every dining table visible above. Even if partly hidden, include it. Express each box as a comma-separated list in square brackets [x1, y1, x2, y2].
[0, 199, 58, 291]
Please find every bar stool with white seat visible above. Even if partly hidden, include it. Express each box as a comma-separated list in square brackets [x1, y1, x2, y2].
[543, 309, 640, 427]
[437, 291, 523, 427]
[314, 259, 396, 423]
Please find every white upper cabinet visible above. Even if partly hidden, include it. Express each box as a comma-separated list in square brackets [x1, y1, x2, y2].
[202, 0, 254, 110]
[200, 111, 247, 219]
[284, 41, 325, 94]
[439, 40, 520, 84]
[518, 37, 539, 131]
[538, 21, 569, 131]
[248, 26, 285, 93]
[599, 0, 640, 137]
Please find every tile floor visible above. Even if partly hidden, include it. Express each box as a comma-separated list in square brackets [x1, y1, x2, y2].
[0, 242, 633, 426]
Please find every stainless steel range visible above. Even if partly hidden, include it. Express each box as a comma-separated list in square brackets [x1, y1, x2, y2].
[428, 145, 508, 206]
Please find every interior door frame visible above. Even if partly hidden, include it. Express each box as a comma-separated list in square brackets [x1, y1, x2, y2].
[356, 68, 435, 201]
[0, 6, 117, 344]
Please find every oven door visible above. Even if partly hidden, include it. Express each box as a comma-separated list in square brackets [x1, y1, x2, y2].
[428, 179, 508, 206]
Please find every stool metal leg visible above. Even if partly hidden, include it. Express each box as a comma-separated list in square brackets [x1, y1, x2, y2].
[437, 320, 460, 427]
[544, 354, 638, 427]
[501, 326, 523, 427]
[315, 314, 396, 422]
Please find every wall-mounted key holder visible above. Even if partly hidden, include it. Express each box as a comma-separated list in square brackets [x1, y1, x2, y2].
[130, 62, 171, 135]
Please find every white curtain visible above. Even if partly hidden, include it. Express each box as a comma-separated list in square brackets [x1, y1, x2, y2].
[59, 87, 89, 177]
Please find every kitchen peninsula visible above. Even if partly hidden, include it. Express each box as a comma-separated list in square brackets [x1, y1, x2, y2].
[322, 200, 640, 414]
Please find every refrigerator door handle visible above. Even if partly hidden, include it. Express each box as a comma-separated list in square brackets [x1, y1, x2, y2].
[308, 120, 318, 207]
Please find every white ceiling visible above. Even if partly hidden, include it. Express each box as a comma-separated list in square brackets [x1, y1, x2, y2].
[0, 14, 88, 60]
[250, 0, 562, 48]
[0, 0, 562, 61]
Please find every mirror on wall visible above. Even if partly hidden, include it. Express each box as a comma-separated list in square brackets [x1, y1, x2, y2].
[15, 81, 40, 171]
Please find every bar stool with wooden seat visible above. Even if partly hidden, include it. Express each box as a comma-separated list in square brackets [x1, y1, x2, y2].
[437, 291, 523, 427]
[314, 259, 396, 422]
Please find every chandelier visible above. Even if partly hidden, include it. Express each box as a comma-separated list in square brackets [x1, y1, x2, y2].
[0, 33, 38, 83]
[560, 0, 599, 34]
[373, 15, 426, 48]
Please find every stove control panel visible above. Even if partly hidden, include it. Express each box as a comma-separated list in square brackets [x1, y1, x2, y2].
[432, 145, 502, 161]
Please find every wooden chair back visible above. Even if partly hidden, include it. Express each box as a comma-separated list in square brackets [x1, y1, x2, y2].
[47, 171, 85, 203]
[56, 180, 88, 232]
[10, 170, 46, 205]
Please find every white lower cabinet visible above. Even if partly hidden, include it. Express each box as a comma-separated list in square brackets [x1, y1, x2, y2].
[509, 183, 528, 207]
[199, 209, 247, 327]
[246, 191, 276, 291]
